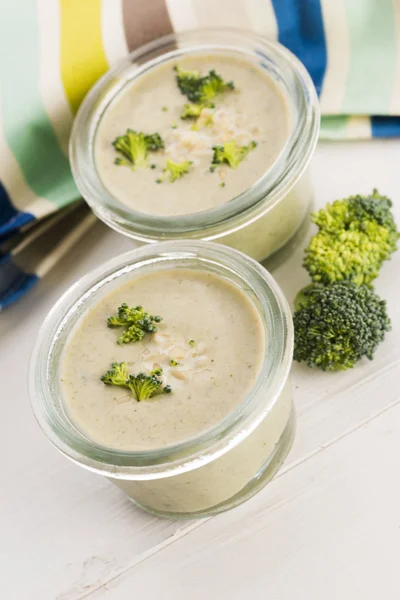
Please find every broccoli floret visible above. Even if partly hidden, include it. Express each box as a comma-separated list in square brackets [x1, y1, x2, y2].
[100, 362, 130, 387]
[112, 129, 164, 169]
[181, 103, 204, 119]
[127, 371, 172, 401]
[107, 303, 162, 344]
[293, 282, 391, 371]
[158, 158, 192, 183]
[144, 133, 164, 151]
[101, 363, 172, 401]
[174, 66, 234, 104]
[211, 140, 257, 169]
[304, 190, 399, 285]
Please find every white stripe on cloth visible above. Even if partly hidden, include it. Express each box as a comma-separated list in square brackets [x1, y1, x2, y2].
[319, 0, 350, 115]
[37, 0, 73, 156]
[101, 0, 129, 66]
[190, 0, 253, 29]
[166, 0, 198, 31]
[347, 115, 372, 138]
[0, 97, 54, 219]
[245, 0, 278, 40]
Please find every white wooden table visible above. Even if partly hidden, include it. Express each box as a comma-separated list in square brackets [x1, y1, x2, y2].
[2, 140, 400, 600]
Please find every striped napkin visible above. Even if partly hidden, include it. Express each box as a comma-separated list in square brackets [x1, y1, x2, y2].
[1, 0, 400, 308]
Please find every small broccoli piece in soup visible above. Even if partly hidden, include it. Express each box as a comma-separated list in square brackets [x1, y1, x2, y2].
[112, 129, 164, 169]
[101, 363, 172, 401]
[107, 303, 162, 344]
[157, 158, 193, 183]
[212, 140, 257, 169]
[174, 66, 234, 104]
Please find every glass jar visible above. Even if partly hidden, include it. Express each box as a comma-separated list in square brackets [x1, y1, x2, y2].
[70, 29, 319, 262]
[29, 241, 294, 518]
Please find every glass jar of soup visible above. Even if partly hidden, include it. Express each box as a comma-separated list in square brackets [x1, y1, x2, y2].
[30, 241, 294, 517]
[70, 29, 319, 262]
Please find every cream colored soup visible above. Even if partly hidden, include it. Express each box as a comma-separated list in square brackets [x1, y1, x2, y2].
[94, 54, 289, 216]
[60, 269, 264, 450]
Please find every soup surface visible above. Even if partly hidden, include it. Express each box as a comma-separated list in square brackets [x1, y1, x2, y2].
[94, 53, 290, 216]
[60, 269, 265, 450]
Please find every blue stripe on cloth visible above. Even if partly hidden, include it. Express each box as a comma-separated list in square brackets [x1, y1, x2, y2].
[271, 0, 327, 95]
[0, 254, 38, 309]
[0, 180, 34, 239]
[371, 116, 400, 138]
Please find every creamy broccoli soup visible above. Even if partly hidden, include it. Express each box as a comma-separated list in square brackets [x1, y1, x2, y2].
[60, 269, 265, 450]
[94, 54, 290, 216]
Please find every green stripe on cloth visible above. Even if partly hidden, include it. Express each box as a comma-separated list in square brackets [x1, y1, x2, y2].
[0, 0, 78, 208]
[320, 115, 373, 139]
[342, 0, 396, 115]
[320, 116, 350, 139]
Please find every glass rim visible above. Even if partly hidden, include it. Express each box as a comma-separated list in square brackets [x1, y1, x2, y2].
[29, 241, 293, 480]
[69, 28, 319, 241]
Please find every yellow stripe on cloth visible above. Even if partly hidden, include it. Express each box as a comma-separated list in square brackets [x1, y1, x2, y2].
[60, 0, 109, 114]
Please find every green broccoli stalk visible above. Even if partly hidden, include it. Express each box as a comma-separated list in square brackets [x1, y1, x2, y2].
[293, 282, 391, 371]
[211, 140, 257, 169]
[174, 66, 234, 104]
[112, 129, 164, 169]
[157, 158, 192, 183]
[107, 303, 162, 344]
[304, 190, 399, 285]
[100, 363, 172, 401]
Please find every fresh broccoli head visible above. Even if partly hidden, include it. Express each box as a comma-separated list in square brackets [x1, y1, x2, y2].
[174, 66, 234, 104]
[211, 140, 257, 169]
[101, 363, 172, 401]
[107, 303, 162, 344]
[293, 282, 391, 371]
[304, 190, 399, 285]
[158, 158, 192, 183]
[112, 129, 164, 169]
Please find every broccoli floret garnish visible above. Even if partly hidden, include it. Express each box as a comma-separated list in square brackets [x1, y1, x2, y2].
[100, 362, 130, 387]
[174, 66, 234, 104]
[101, 363, 172, 401]
[304, 189, 399, 285]
[112, 129, 164, 169]
[107, 303, 162, 344]
[181, 103, 204, 119]
[212, 140, 257, 169]
[127, 371, 171, 401]
[158, 158, 192, 183]
[144, 133, 164, 151]
[293, 282, 391, 371]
